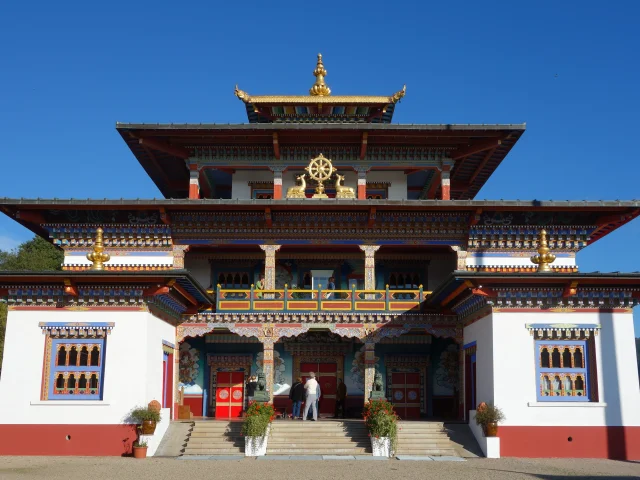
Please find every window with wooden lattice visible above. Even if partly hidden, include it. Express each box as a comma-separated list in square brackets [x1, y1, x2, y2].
[45, 339, 106, 400]
[535, 339, 597, 402]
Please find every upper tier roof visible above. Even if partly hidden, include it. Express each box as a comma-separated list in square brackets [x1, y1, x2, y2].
[234, 54, 406, 124]
[116, 123, 525, 200]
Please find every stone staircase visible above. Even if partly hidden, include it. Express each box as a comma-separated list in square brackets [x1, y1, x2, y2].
[395, 421, 460, 456]
[267, 420, 371, 455]
[181, 421, 244, 456]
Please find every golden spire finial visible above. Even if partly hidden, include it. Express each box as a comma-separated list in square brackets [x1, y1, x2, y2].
[234, 85, 251, 103]
[309, 53, 331, 96]
[530, 229, 556, 272]
[87, 228, 110, 271]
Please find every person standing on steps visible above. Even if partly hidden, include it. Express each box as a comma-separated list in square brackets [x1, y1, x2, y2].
[303, 372, 319, 421]
[333, 377, 347, 419]
[289, 377, 305, 419]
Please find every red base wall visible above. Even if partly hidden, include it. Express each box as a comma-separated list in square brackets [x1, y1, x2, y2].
[500, 426, 640, 460]
[0, 425, 138, 456]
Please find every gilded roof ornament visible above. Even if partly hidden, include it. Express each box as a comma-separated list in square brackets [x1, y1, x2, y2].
[390, 85, 407, 103]
[235, 85, 252, 104]
[87, 228, 110, 271]
[530, 229, 556, 273]
[309, 53, 331, 97]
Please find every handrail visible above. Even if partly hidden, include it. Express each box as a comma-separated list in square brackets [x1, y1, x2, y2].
[214, 284, 432, 313]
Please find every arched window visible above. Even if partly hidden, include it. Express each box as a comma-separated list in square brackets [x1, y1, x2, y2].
[551, 348, 561, 368]
[89, 374, 99, 390]
[540, 348, 550, 368]
[79, 346, 89, 366]
[563, 376, 573, 395]
[57, 346, 67, 366]
[234, 273, 241, 287]
[389, 274, 397, 289]
[78, 374, 88, 390]
[552, 375, 562, 395]
[56, 374, 65, 390]
[68, 346, 78, 366]
[90, 346, 100, 367]
[562, 348, 572, 368]
[242, 274, 249, 287]
[218, 273, 225, 286]
[67, 374, 76, 391]
[541, 375, 551, 395]
[573, 348, 583, 368]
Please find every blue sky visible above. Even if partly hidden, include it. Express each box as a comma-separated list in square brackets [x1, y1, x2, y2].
[0, 1, 638, 331]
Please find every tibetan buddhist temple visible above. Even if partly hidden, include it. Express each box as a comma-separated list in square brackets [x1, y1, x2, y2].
[0, 54, 639, 460]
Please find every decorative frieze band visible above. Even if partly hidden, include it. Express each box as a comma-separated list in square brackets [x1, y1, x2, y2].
[39, 322, 114, 338]
[526, 323, 600, 340]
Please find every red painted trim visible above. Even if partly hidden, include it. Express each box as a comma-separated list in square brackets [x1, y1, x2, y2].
[9, 306, 146, 311]
[493, 308, 632, 313]
[188, 183, 199, 199]
[499, 426, 640, 460]
[441, 184, 450, 200]
[0, 424, 138, 456]
[184, 396, 203, 417]
[273, 184, 282, 200]
[167, 353, 174, 416]
[357, 184, 366, 200]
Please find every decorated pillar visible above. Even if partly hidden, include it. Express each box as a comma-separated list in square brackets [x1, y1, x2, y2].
[355, 167, 368, 200]
[440, 167, 451, 200]
[270, 166, 286, 200]
[363, 341, 377, 404]
[451, 246, 468, 271]
[359, 245, 380, 291]
[262, 340, 276, 403]
[259, 244, 282, 289]
[189, 164, 200, 199]
[172, 245, 190, 269]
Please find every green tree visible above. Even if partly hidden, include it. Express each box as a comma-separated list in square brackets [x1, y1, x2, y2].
[0, 236, 63, 367]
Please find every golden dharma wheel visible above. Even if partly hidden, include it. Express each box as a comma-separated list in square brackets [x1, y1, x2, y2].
[305, 153, 336, 182]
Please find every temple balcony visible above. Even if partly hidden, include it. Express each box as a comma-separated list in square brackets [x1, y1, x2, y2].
[210, 285, 431, 314]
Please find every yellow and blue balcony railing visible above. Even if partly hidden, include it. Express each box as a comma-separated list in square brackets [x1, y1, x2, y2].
[210, 284, 432, 313]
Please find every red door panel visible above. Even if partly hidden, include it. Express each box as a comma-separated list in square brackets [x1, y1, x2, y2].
[215, 372, 244, 419]
[300, 362, 339, 416]
[229, 372, 244, 418]
[391, 372, 422, 419]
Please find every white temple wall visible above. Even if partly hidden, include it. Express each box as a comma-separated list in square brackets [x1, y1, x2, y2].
[466, 252, 576, 268]
[491, 311, 640, 427]
[463, 312, 495, 406]
[427, 255, 456, 291]
[367, 171, 407, 200]
[185, 255, 211, 289]
[231, 170, 273, 199]
[63, 250, 173, 266]
[0, 309, 175, 425]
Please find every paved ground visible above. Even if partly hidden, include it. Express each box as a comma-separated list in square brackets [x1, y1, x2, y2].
[0, 457, 639, 480]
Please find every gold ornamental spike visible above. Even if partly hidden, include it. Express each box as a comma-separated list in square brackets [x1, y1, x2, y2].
[87, 228, 110, 271]
[530, 229, 556, 273]
[309, 53, 331, 96]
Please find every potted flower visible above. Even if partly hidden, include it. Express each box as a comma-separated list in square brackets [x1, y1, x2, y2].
[363, 399, 398, 457]
[475, 402, 505, 437]
[132, 437, 148, 459]
[241, 401, 275, 456]
[130, 406, 162, 435]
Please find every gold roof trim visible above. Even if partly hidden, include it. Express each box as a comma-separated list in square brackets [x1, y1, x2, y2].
[234, 54, 406, 106]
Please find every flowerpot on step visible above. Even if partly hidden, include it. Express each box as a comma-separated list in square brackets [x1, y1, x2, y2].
[244, 435, 268, 456]
[133, 446, 148, 459]
[371, 436, 391, 457]
[141, 420, 156, 435]
[485, 422, 499, 437]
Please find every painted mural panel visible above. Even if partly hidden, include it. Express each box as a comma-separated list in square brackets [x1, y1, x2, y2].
[433, 343, 458, 396]
[345, 345, 384, 395]
[179, 340, 204, 394]
[255, 346, 293, 395]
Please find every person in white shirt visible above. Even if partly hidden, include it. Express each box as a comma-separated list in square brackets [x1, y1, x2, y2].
[303, 372, 319, 421]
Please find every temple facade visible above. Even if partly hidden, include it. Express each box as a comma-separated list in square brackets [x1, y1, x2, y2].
[0, 54, 639, 459]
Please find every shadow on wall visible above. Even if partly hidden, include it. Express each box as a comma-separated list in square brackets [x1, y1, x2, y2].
[601, 311, 625, 461]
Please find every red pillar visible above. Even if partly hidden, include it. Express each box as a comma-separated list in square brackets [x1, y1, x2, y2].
[357, 168, 367, 200]
[271, 167, 285, 199]
[441, 168, 451, 200]
[189, 164, 200, 199]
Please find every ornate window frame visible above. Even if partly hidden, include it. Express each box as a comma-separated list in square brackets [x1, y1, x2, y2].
[40, 322, 113, 401]
[529, 324, 599, 403]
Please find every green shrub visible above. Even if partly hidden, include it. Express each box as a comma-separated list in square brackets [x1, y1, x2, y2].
[363, 399, 399, 453]
[130, 406, 161, 423]
[241, 402, 275, 437]
[474, 402, 505, 427]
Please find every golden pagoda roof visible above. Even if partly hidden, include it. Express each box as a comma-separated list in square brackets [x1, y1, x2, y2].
[235, 54, 406, 106]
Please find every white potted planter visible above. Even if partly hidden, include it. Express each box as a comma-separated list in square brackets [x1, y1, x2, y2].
[244, 426, 270, 456]
[371, 436, 392, 457]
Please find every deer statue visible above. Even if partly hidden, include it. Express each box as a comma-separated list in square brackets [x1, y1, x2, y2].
[334, 174, 355, 199]
[286, 174, 307, 199]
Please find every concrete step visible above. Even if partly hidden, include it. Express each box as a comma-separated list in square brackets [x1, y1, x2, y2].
[267, 448, 369, 455]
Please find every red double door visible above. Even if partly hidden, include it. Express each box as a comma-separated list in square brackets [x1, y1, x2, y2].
[391, 372, 421, 419]
[301, 362, 337, 415]
[215, 372, 244, 418]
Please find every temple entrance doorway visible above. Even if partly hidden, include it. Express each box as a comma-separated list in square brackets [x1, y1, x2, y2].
[300, 362, 337, 415]
[215, 371, 245, 418]
[390, 372, 421, 419]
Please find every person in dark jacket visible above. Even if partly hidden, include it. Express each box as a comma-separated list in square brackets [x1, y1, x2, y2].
[289, 377, 305, 419]
[246, 375, 257, 409]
